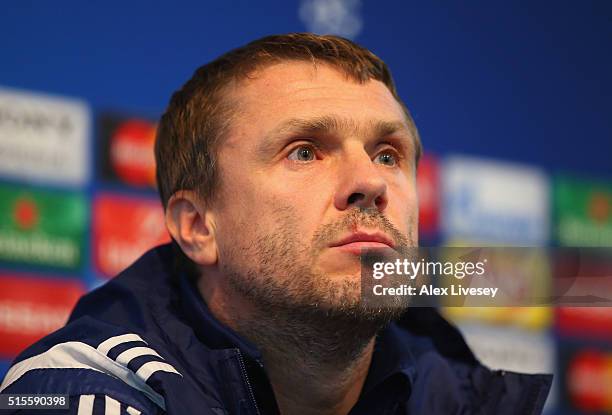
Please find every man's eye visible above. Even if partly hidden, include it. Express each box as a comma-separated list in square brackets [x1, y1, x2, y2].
[287, 145, 316, 162]
[375, 151, 397, 166]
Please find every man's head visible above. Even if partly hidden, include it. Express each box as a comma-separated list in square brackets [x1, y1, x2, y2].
[156, 33, 421, 208]
[157, 33, 421, 322]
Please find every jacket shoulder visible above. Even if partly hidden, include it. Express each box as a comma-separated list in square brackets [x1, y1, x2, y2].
[396, 308, 553, 414]
[0, 317, 181, 415]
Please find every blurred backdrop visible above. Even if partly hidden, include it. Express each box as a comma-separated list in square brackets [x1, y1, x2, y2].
[1, 1, 611, 414]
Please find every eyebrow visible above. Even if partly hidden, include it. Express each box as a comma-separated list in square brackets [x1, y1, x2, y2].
[271, 115, 412, 139]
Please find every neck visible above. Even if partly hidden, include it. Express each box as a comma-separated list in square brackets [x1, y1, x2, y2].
[237, 305, 376, 415]
[198, 277, 378, 415]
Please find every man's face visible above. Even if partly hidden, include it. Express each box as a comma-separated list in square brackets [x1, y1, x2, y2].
[211, 61, 418, 313]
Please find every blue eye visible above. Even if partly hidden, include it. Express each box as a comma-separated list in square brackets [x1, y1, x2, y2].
[288, 145, 316, 162]
[375, 152, 397, 166]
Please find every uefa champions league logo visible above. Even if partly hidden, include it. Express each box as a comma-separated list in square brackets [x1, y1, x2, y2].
[299, 0, 363, 39]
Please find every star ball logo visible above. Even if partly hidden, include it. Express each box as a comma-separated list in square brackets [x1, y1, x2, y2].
[299, 0, 363, 39]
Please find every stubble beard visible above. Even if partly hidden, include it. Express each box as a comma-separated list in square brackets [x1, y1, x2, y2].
[220, 206, 414, 372]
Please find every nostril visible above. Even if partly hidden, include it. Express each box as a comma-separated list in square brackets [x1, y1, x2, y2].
[347, 193, 364, 205]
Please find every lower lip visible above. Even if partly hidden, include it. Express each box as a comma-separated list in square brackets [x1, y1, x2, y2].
[332, 242, 391, 255]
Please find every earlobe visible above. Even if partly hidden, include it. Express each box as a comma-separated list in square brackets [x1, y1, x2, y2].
[165, 191, 218, 266]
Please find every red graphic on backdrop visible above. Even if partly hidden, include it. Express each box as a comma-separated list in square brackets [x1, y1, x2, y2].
[589, 192, 610, 224]
[93, 193, 170, 278]
[0, 273, 84, 358]
[109, 119, 157, 187]
[567, 349, 612, 411]
[416, 154, 439, 237]
[13, 198, 39, 230]
[557, 307, 612, 341]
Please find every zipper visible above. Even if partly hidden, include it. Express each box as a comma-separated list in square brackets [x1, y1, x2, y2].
[235, 349, 261, 415]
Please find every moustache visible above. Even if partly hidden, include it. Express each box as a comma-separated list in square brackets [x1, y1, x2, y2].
[311, 207, 411, 254]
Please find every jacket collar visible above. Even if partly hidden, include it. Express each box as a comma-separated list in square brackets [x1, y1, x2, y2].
[178, 272, 264, 363]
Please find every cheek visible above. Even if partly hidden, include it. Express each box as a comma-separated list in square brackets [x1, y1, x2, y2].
[389, 178, 419, 228]
[267, 194, 319, 233]
[216, 189, 307, 242]
[265, 172, 334, 226]
[213, 183, 266, 255]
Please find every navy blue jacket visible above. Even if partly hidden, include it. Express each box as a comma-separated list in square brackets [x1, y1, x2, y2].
[0, 244, 552, 414]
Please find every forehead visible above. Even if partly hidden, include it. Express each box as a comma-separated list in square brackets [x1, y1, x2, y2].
[223, 61, 410, 145]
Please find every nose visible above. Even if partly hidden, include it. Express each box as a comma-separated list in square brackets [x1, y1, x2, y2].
[333, 149, 388, 212]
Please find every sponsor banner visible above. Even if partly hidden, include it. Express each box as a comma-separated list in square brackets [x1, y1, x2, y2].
[97, 114, 157, 189]
[0, 273, 84, 358]
[93, 193, 170, 278]
[459, 323, 555, 372]
[417, 154, 439, 240]
[0, 184, 87, 270]
[443, 248, 553, 330]
[554, 176, 612, 247]
[458, 324, 557, 409]
[441, 241, 552, 329]
[444, 307, 552, 331]
[441, 156, 549, 245]
[553, 245, 612, 345]
[559, 342, 612, 413]
[0, 87, 90, 186]
[556, 307, 612, 342]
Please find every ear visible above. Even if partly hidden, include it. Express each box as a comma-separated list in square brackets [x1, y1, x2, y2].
[165, 190, 218, 266]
